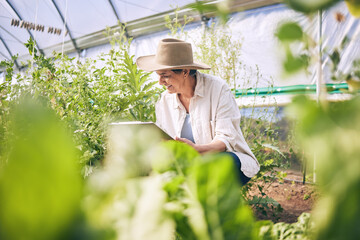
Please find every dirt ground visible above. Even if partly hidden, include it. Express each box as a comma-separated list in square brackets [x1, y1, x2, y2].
[249, 169, 317, 223]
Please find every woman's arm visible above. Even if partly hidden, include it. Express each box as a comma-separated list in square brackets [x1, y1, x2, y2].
[175, 137, 226, 154]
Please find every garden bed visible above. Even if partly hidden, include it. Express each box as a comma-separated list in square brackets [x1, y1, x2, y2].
[249, 170, 317, 223]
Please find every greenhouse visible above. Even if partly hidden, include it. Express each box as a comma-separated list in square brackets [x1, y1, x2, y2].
[1, 0, 360, 239]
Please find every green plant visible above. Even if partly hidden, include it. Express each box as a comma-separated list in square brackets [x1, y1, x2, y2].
[164, 7, 194, 38]
[0, 27, 160, 171]
[303, 193, 310, 200]
[243, 159, 284, 221]
[238, 82, 290, 217]
[256, 212, 313, 240]
[0, 57, 17, 166]
[193, 23, 242, 90]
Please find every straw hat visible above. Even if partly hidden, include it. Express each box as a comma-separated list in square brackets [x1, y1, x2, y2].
[136, 38, 211, 71]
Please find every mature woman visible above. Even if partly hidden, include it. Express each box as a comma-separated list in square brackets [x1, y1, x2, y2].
[136, 38, 259, 184]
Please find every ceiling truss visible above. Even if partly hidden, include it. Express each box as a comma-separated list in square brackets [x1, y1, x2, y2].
[1, 0, 281, 68]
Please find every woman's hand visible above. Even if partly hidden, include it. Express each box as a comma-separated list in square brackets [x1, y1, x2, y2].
[175, 137, 226, 154]
[175, 136, 197, 149]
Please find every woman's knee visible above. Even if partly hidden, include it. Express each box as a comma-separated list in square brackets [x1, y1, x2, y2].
[220, 152, 251, 185]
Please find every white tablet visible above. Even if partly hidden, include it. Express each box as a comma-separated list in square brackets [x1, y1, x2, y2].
[108, 121, 173, 140]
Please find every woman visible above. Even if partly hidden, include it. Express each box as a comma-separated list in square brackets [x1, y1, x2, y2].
[136, 38, 259, 184]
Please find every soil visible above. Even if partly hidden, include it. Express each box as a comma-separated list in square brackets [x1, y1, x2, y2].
[248, 169, 318, 223]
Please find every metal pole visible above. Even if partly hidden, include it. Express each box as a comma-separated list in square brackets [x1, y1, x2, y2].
[316, 9, 323, 103]
[302, 150, 307, 184]
[314, 9, 324, 183]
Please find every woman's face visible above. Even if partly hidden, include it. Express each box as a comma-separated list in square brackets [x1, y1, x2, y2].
[156, 70, 185, 94]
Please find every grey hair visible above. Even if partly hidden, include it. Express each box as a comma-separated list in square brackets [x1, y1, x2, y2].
[171, 69, 197, 76]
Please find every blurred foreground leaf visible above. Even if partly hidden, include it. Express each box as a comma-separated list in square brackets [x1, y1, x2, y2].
[275, 22, 310, 74]
[85, 127, 177, 240]
[276, 22, 303, 42]
[283, 0, 341, 14]
[0, 97, 82, 240]
[189, 154, 255, 239]
[86, 175, 175, 240]
[287, 96, 360, 240]
[283, 53, 310, 74]
[345, 0, 360, 17]
[160, 140, 200, 175]
[188, 0, 230, 23]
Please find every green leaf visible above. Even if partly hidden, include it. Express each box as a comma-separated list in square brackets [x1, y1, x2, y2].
[261, 143, 286, 158]
[187, 1, 229, 23]
[329, 49, 340, 71]
[283, 52, 309, 74]
[340, 35, 350, 50]
[276, 22, 303, 42]
[160, 141, 200, 175]
[189, 154, 255, 240]
[345, 0, 360, 17]
[284, 0, 341, 14]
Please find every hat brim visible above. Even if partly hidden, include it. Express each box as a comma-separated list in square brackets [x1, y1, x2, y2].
[136, 55, 211, 72]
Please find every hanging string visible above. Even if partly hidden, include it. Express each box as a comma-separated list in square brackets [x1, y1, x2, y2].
[31, 0, 39, 71]
[28, 0, 39, 94]
[61, 0, 68, 56]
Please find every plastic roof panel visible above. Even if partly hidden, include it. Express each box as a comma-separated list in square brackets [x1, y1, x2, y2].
[1, 1, 32, 58]
[0, 0, 201, 64]
[54, 0, 118, 38]
[0, 27, 28, 58]
[7, 0, 67, 47]
[0, 0, 281, 66]
[1, 0, 72, 51]
[112, 0, 195, 22]
[0, 41, 11, 60]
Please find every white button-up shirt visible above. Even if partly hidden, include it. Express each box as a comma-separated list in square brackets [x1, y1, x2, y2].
[155, 71, 260, 178]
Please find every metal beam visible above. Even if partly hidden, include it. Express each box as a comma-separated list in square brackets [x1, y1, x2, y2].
[5, 0, 45, 56]
[0, 35, 20, 69]
[195, 0, 210, 31]
[107, 0, 130, 38]
[50, 0, 81, 55]
[0, 25, 23, 45]
[0, 51, 10, 60]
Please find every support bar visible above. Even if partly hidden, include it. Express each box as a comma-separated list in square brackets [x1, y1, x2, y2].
[0, 35, 20, 69]
[107, 0, 130, 38]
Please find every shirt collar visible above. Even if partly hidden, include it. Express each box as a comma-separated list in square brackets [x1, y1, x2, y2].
[172, 71, 205, 109]
[173, 94, 181, 109]
[193, 71, 205, 98]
